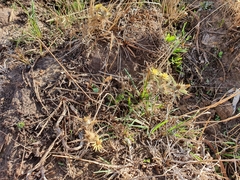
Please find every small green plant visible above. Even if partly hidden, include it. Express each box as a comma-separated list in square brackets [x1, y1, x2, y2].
[218, 51, 223, 58]
[17, 121, 25, 129]
[143, 158, 151, 163]
[114, 91, 136, 113]
[165, 31, 188, 70]
[58, 162, 65, 166]
[94, 157, 112, 174]
[15, 0, 43, 53]
[49, 0, 86, 29]
[165, 33, 176, 42]
[215, 114, 221, 121]
[170, 47, 187, 70]
[124, 116, 149, 130]
[16, 0, 42, 38]
[200, 1, 213, 10]
[165, 22, 191, 71]
[91, 84, 99, 93]
[29, 0, 42, 38]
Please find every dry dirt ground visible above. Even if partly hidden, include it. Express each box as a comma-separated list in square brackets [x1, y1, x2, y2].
[0, 0, 240, 180]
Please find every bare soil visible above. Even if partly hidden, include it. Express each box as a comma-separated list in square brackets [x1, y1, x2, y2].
[0, 1, 239, 179]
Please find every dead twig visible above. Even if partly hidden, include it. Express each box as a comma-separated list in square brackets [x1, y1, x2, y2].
[37, 100, 63, 137]
[194, 113, 240, 126]
[32, 79, 49, 114]
[228, 52, 240, 72]
[26, 103, 66, 179]
[181, 89, 240, 118]
[203, 139, 229, 180]
[52, 154, 133, 169]
[59, 101, 85, 152]
[26, 131, 62, 179]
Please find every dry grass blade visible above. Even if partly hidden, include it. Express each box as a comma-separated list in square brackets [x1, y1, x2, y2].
[37, 100, 63, 137]
[195, 113, 240, 126]
[26, 128, 63, 179]
[26, 102, 67, 178]
[181, 89, 240, 118]
[203, 139, 229, 180]
[52, 154, 133, 169]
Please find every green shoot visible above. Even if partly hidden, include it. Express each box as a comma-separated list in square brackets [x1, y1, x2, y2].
[92, 85, 99, 93]
[181, 22, 187, 36]
[29, 0, 42, 39]
[223, 153, 240, 159]
[124, 68, 140, 95]
[58, 162, 65, 166]
[190, 152, 203, 161]
[150, 120, 168, 135]
[143, 159, 151, 163]
[165, 33, 176, 42]
[17, 121, 25, 129]
[165, 32, 187, 70]
[218, 51, 223, 58]
[215, 115, 220, 121]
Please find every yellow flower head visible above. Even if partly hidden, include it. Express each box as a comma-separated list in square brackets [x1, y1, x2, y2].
[85, 130, 103, 152]
[151, 68, 160, 76]
[160, 73, 170, 81]
[92, 138, 103, 152]
[94, 4, 111, 17]
[94, 4, 103, 10]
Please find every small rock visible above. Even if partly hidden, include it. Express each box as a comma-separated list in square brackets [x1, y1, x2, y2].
[215, 102, 233, 120]
[0, 7, 16, 27]
[219, 77, 224, 82]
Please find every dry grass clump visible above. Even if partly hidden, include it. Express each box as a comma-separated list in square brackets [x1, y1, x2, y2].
[225, 0, 240, 27]
[161, 0, 188, 21]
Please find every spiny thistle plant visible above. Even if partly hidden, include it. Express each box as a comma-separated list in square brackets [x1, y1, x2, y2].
[78, 115, 103, 152]
[85, 130, 103, 152]
[144, 68, 190, 98]
[85, 3, 112, 35]
[94, 4, 111, 17]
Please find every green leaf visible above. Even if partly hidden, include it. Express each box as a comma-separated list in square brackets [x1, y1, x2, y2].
[58, 162, 65, 166]
[190, 152, 202, 161]
[165, 34, 176, 42]
[223, 153, 240, 159]
[92, 85, 99, 93]
[143, 159, 151, 163]
[223, 141, 236, 145]
[218, 51, 223, 58]
[17, 121, 25, 129]
[182, 22, 188, 36]
[150, 120, 168, 134]
[173, 47, 187, 54]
